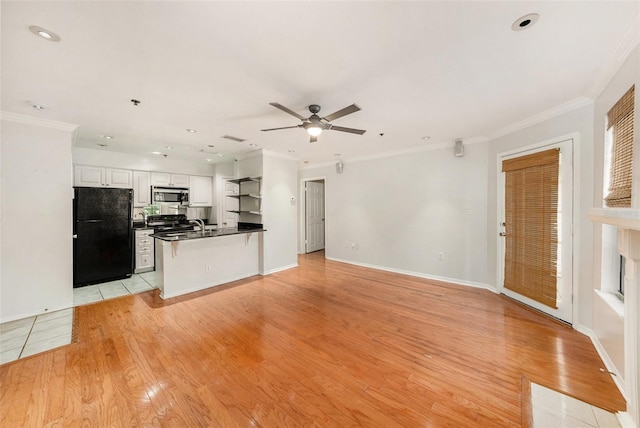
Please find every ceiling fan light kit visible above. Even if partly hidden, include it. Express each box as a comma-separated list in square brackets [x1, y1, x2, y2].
[262, 102, 366, 143]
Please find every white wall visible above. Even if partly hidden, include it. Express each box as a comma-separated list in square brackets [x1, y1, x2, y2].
[591, 44, 640, 417]
[261, 152, 298, 274]
[299, 142, 489, 287]
[1, 114, 76, 322]
[486, 105, 594, 327]
[73, 147, 215, 176]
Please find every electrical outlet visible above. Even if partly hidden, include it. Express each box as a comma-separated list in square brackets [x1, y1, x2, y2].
[205, 264, 212, 272]
[437, 252, 444, 261]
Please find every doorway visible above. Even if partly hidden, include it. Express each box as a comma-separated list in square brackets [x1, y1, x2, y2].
[497, 138, 574, 324]
[302, 178, 325, 254]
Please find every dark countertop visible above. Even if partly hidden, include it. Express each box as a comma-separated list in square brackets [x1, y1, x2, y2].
[134, 221, 217, 230]
[151, 226, 265, 242]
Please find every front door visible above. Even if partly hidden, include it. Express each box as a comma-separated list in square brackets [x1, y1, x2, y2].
[498, 139, 573, 324]
[305, 181, 325, 253]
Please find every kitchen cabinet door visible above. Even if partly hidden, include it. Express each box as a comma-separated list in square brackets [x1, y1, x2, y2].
[74, 165, 104, 187]
[151, 172, 189, 187]
[74, 166, 132, 188]
[133, 171, 151, 207]
[189, 175, 213, 206]
[171, 174, 189, 187]
[105, 168, 133, 189]
[150, 172, 171, 186]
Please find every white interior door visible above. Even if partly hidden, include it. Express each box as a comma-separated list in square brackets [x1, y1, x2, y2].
[305, 181, 325, 253]
[498, 138, 573, 324]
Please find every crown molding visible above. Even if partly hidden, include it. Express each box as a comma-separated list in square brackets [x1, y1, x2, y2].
[298, 135, 489, 170]
[488, 97, 593, 141]
[0, 111, 78, 132]
[586, 13, 640, 99]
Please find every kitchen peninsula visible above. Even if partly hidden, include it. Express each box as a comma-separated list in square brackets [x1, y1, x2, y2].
[152, 223, 265, 299]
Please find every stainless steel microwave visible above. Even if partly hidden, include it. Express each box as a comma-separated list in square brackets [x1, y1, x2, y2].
[151, 186, 189, 205]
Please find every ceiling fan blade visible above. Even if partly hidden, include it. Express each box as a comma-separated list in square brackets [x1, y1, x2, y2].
[269, 102, 306, 120]
[261, 125, 301, 132]
[323, 104, 361, 122]
[310, 135, 317, 143]
[328, 125, 366, 135]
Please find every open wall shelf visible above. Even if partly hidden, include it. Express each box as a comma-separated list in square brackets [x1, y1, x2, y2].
[226, 177, 262, 222]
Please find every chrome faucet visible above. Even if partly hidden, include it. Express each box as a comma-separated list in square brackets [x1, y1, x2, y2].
[190, 218, 205, 236]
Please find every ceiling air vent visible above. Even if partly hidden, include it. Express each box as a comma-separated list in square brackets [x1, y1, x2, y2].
[222, 135, 246, 143]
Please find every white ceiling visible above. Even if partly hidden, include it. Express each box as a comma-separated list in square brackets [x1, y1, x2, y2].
[2, 1, 638, 167]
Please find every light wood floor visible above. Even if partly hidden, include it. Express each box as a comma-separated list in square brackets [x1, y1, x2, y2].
[0, 251, 625, 427]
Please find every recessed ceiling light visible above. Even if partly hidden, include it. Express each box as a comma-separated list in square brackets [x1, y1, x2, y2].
[186, 129, 197, 133]
[165, 145, 173, 149]
[217, 154, 224, 158]
[421, 136, 431, 140]
[512, 13, 539, 31]
[102, 135, 113, 140]
[28, 26, 61, 42]
[249, 144, 258, 147]
[206, 158, 213, 162]
[97, 143, 108, 147]
[152, 151, 163, 155]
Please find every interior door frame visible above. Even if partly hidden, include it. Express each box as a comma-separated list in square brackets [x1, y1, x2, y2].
[496, 133, 579, 324]
[299, 176, 327, 255]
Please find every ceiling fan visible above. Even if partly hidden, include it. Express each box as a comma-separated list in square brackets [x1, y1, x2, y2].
[261, 102, 366, 142]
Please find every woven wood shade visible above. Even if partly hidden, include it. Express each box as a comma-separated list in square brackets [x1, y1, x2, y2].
[605, 85, 634, 208]
[502, 149, 559, 309]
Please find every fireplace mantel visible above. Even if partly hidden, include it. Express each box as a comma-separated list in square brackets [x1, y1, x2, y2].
[589, 208, 640, 231]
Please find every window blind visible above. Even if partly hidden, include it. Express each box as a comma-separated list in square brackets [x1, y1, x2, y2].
[502, 148, 559, 309]
[605, 85, 635, 208]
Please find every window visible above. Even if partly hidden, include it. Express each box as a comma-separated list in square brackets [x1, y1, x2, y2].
[604, 85, 635, 207]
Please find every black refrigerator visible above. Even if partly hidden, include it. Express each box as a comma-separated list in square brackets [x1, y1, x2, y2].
[73, 187, 133, 287]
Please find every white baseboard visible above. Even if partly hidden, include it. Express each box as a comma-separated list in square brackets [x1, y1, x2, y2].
[574, 323, 628, 404]
[617, 411, 635, 428]
[325, 256, 495, 292]
[262, 263, 298, 276]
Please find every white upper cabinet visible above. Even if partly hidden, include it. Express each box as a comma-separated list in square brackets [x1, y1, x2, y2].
[74, 165, 132, 189]
[171, 174, 189, 187]
[189, 175, 213, 207]
[106, 168, 133, 188]
[133, 171, 151, 207]
[151, 172, 189, 187]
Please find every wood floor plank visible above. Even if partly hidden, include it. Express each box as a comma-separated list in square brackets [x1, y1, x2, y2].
[0, 251, 626, 426]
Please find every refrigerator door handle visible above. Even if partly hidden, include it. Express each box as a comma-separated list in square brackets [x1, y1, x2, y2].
[73, 234, 78, 239]
[78, 219, 104, 223]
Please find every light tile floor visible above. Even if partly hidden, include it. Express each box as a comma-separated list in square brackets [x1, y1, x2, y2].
[532, 383, 622, 427]
[0, 272, 158, 365]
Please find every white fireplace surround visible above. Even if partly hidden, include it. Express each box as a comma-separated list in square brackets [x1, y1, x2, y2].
[589, 207, 640, 426]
